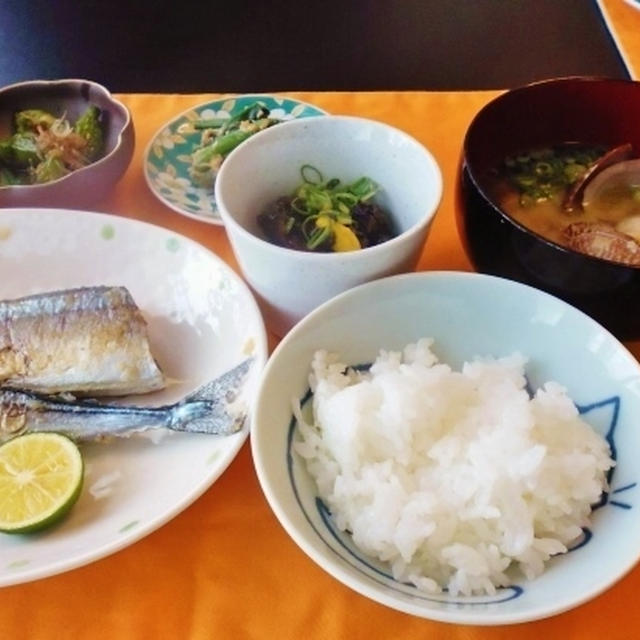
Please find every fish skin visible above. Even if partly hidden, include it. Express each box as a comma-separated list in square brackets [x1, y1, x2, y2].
[0, 358, 252, 443]
[0, 286, 165, 396]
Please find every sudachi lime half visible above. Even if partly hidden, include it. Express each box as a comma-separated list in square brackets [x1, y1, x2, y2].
[0, 432, 84, 534]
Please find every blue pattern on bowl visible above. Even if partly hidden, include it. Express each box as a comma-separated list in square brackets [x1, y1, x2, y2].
[287, 383, 629, 605]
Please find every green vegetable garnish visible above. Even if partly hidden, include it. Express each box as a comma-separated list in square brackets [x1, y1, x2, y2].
[220, 103, 269, 134]
[0, 167, 19, 186]
[257, 164, 395, 253]
[14, 109, 57, 133]
[503, 144, 605, 205]
[0, 105, 105, 187]
[192, 118, 228, 130]
[290, 165, 380, 250]
[74, 106, 103, 161]
[188, 101, 278, 190]
[8, 133, 41, 168]
[207, 129, 254, 157]
[306, 222, 332, 250]
[34, 154, 68, 184]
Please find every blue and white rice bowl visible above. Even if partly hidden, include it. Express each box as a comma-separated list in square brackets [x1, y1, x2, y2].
[251, 271, 640, 625]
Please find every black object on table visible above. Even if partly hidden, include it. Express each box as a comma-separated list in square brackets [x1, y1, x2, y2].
[0, 0, 630, 92]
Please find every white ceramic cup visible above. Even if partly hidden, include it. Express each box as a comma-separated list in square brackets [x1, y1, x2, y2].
[215, 115, 443, 336]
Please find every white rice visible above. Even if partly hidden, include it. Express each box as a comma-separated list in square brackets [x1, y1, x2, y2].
[294, 338, 614, 596]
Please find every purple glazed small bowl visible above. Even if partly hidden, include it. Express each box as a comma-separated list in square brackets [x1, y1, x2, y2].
[0, 79, 134, 208]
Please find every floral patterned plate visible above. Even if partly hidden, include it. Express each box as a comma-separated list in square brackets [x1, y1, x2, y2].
[144, 95, 327, 225]
[0, 209, 268, 586]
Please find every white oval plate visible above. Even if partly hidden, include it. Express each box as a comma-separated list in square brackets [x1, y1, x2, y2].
[0, 208, 268, 586]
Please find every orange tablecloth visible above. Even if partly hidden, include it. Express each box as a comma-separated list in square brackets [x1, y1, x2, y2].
[4, 6, 640, 637]
[1, 89, 638, 640]
[599, 0, 640, 78]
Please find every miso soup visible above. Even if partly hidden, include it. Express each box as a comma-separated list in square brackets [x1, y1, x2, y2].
[489, 143, 640, 266]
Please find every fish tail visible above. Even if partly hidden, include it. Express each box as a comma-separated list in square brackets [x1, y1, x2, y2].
[167, 358, 253, 436]
[184, 358, 252, 404]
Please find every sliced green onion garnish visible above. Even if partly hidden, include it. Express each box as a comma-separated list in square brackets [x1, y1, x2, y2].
[290, 197, 309, 216]
[504, 144, 608, 204]
[335, 192, 358, 206]
[306, 225, 332, 249]
[277, 164, 383, 251]
[348, 176, 378, 199]
[301, 164, 323, 184]
[301, 214, 320, 240]
[337, 202, 350, 215]
[534, 162, 553, 177]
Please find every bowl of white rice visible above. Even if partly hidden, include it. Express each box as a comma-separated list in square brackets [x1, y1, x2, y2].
[251, 271, 640, 625]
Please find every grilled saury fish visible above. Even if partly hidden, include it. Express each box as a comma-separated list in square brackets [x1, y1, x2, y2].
[0, 358, 252, 443]
[0, 286, 165, 396]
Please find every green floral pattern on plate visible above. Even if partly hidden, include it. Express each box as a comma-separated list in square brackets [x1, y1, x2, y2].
[144, 95, 327, 225]
[7, 559, 29, 569]
[166, 237, 180, 252]
[101, 224, 115, 240]
[119, 521, 139, 533]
